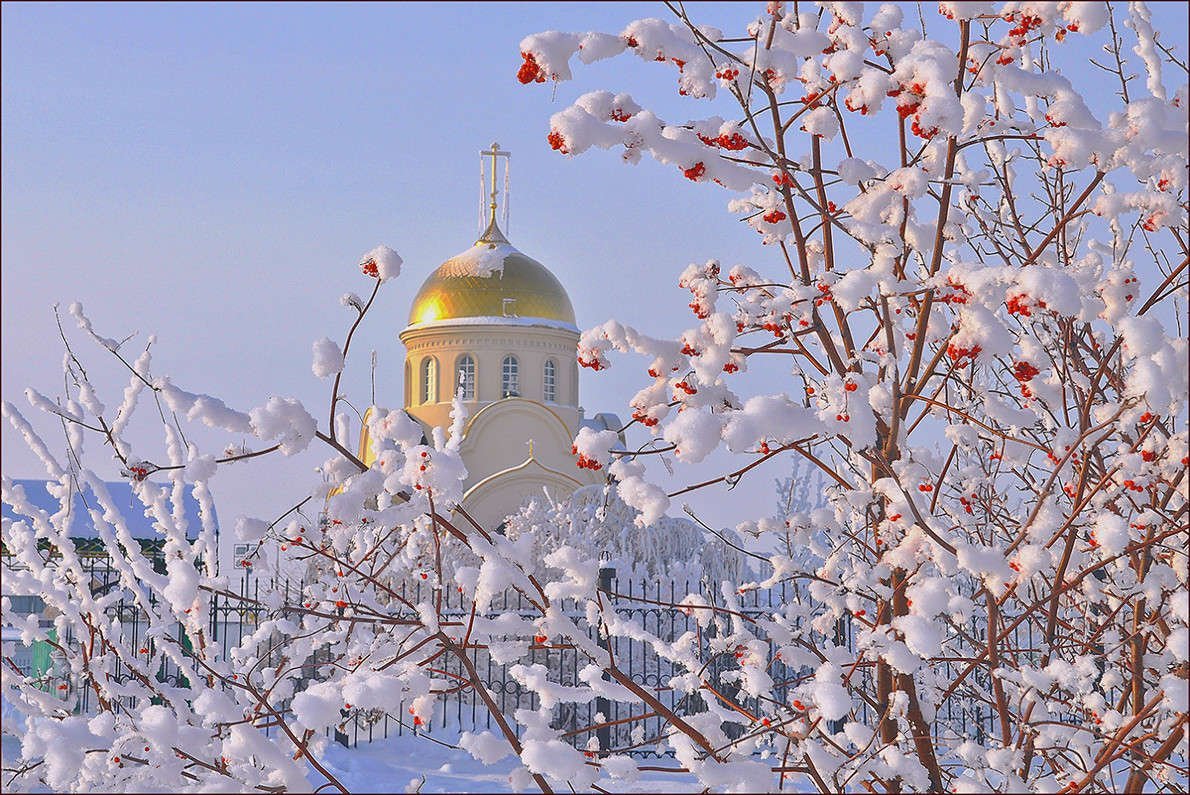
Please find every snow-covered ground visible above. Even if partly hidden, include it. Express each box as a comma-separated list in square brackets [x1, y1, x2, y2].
[321, 734, 705, 794]
[322, 735, 519, 793]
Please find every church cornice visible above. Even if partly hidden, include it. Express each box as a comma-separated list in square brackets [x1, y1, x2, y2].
[402, 316, 579, 336]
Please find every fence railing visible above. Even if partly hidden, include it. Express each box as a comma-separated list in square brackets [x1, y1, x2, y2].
[313, 569, 1049, 754]
[10, 563, 1078, 758]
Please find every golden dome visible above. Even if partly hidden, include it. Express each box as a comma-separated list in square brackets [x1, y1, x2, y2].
[406, 221, 576, 328]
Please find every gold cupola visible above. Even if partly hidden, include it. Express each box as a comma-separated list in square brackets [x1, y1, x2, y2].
[405, 141, 576, 331]
[406, 223, 576, 329]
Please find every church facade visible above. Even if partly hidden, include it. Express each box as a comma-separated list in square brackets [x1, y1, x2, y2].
[360, 145, 621, 530]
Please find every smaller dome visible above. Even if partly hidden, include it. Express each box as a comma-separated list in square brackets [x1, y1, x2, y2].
[407, 221, 576, 328]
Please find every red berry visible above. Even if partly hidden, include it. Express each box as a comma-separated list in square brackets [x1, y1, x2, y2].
[547, 130, 569, 154]
[517, 52, 546, 85]
[683, 162, 706, 181]
[1013, 361, 1040, 383]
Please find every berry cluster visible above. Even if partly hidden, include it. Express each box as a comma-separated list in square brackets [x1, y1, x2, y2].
[1003, 11, 1045, 43]
[571, 445, 604, 471]
[1006, 292, 1050, 317]
[1142, 212, 1164, 232]
[889, 83, 924, 119]
[843, 92, 873, 115]
[939, 276, 971, 305]
[958, 494, 975, 514]
[631, 409, 659, 427]
[547, 130, 569, 154]
[683, 161, 706, 181]
[946, 342, 982, 364]
[516, 52, 546, 84]
[1013, 361, 1040, 396]
[814, 282, 833, 307]
[578, 350, 606, 370]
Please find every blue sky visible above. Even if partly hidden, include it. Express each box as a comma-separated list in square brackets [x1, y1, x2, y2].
[3, 2, 1187, 535]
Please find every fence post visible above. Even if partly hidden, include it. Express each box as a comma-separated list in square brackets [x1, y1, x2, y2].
[828, 614, 848, 735]
[596, 555, 615, 755]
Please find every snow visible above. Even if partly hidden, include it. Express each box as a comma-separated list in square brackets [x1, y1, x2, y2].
[810, 662, 853, 722]
[291, 682, 345, 731]
[360, 244, 403, 282]
[312, 337, 345, 378]
[662, 408, 723, 463]
[319, 732, 712, 793]
[248, 396, 317, 455]
[438, 242, 515, 278]
[457, 730, 512, 765]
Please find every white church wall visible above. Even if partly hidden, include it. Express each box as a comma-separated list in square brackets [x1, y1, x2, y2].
[399, 322, 581, 431]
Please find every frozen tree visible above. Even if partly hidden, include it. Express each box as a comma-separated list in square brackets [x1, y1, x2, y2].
[501, 486, 753, 581]
[527, 2, 1188, 792]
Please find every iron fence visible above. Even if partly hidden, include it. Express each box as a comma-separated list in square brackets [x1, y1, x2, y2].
[7, 562, 1085, 759]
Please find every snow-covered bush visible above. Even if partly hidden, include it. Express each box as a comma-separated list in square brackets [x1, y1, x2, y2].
[501, 486, 752, 581]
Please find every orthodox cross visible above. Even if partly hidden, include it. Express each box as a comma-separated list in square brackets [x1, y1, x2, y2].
[480, 141, 511, 235]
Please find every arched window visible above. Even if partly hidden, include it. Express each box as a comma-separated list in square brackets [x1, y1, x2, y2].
[421, 357, 437, 404]
[543, 358, 557, 403]
[501, 355, 519, 398]
[456, 354, 475, 400]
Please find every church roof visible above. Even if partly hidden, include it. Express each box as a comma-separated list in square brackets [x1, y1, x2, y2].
[2, 478, 208, 541]
[406, 220, 576, 329]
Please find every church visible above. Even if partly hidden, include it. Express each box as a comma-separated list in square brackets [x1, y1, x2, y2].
[360, 144, 622, 531]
